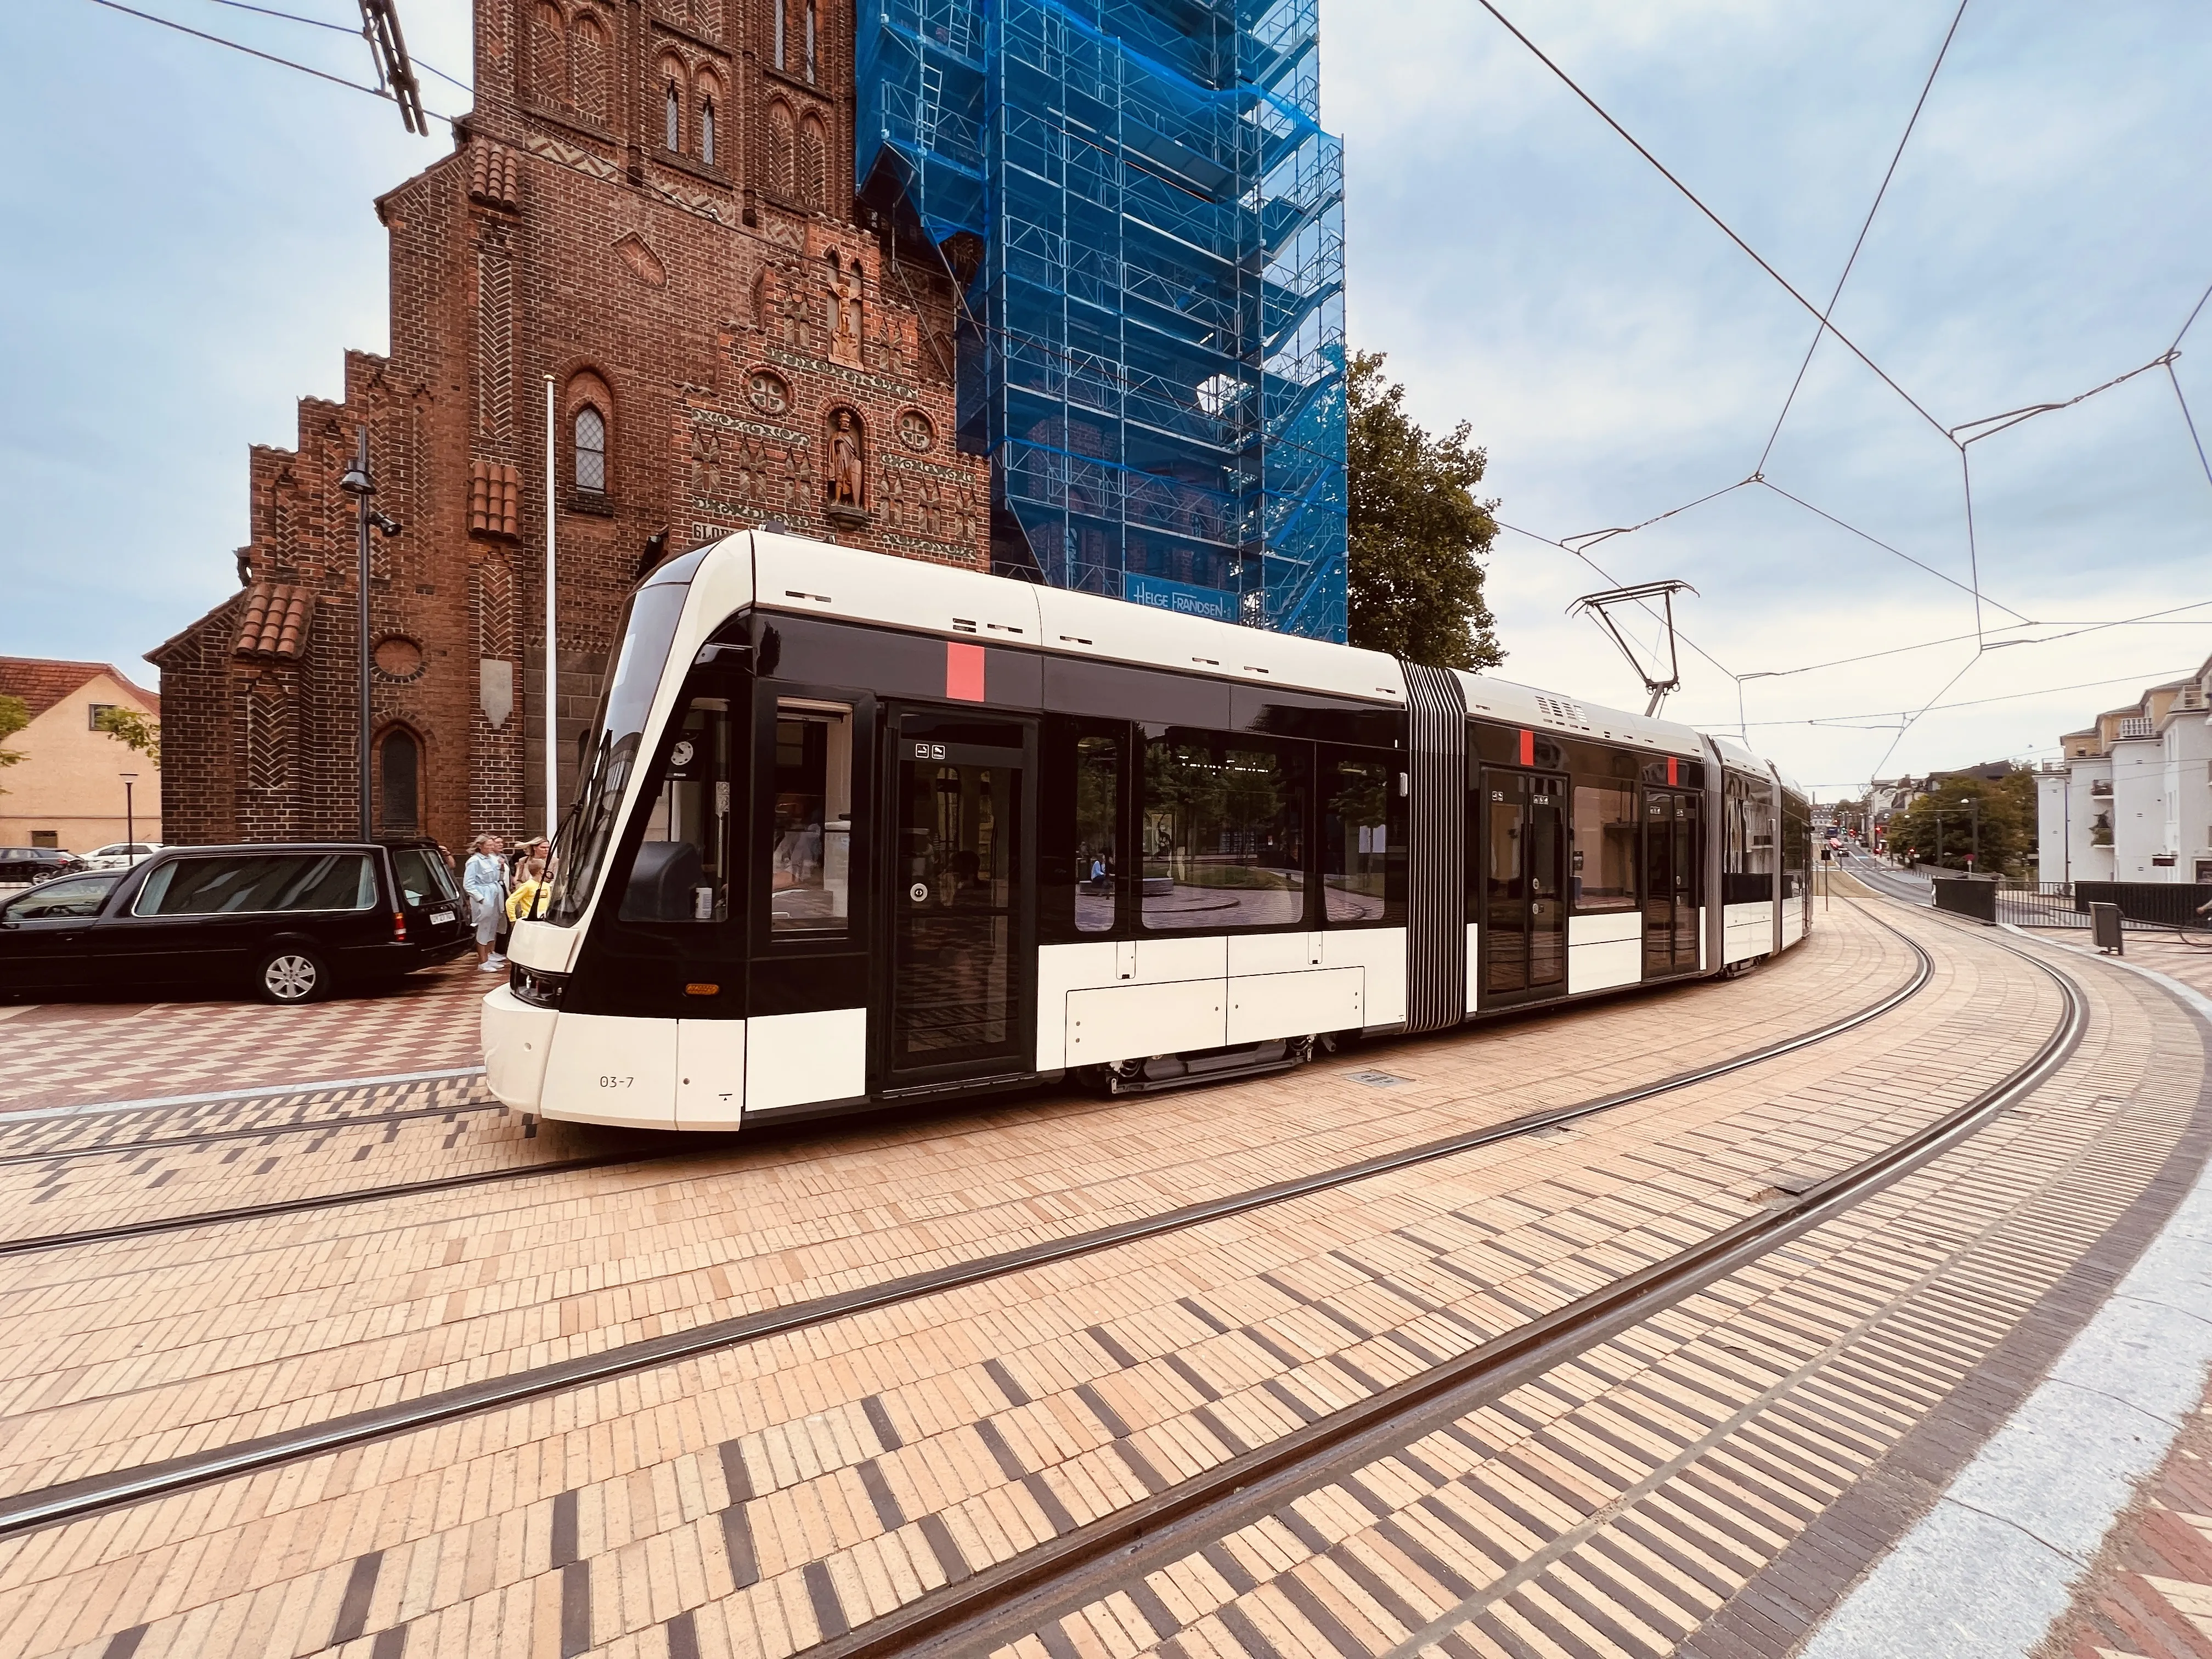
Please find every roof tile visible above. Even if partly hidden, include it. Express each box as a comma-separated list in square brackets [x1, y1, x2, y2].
[234, 583, 314, 661]
[0, 657, 161, 719]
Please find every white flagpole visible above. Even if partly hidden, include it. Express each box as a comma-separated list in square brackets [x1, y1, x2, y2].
[544, 374, 558, 844]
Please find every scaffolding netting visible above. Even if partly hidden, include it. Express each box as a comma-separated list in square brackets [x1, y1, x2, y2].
[860, 0, 1348, 640]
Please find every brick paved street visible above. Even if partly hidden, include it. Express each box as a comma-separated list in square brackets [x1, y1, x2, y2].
[0, 898, 2203, 1659]
[0, 899, 2205, 1659]
[0, 958, 487, 1115]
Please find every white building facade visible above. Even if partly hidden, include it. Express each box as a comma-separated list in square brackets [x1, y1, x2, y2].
[2039, 662, 2212, 885]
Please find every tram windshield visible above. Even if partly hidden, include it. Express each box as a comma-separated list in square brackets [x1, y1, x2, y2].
[545, 580, 691, 926]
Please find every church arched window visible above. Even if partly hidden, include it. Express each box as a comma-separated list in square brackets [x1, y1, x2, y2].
[698, 83, 718, 165]
[805, 0, 817, 81]
[664, 81, 680, 151]
[773, 0, 786, 70]
[575, 406, 607, 493]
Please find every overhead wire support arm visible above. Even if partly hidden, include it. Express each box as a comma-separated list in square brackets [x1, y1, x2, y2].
[1569, 579, 1700, 717]
[356, 0, 426, 136]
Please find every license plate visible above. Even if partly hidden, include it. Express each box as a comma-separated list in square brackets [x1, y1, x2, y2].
[428, 910, 454, 926]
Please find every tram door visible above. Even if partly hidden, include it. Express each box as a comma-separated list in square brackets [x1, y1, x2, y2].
[882, 709, 1035, 1084]
[1643, 791, 1702, 976]
[1481, 769, 1567, 1003]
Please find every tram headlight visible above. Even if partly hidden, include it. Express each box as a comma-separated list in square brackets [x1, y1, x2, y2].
[509, 964, 569, 1009]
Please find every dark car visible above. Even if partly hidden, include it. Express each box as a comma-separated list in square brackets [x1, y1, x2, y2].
[0, 839, 471, 1003]
[0, 848, 83, 884]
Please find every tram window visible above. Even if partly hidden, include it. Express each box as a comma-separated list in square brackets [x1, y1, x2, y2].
[1142, 733, 1307, 931]
[1723, 771, 1778, 904]
[1571, 782, 1638, 910]
[769, 698, 854, 934]
[1321, 751, 1400, 924]
[619, 695, 736, 922]
[1073, 732, 1119, 933]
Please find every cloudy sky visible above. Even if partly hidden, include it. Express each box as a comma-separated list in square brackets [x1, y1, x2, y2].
[3, 0, 2209, 798]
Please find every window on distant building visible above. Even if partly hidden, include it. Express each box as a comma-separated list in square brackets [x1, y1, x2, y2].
[701, 97, 716, 165]
[805, 0, 817, 81]
[88, 702, 117, 730]
[774, 0, 786, 69]
[665, 81, 680, 151]
[575, 406, 607, 492]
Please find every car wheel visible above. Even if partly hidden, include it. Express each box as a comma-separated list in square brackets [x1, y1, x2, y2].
[256, 947, 328, 1005]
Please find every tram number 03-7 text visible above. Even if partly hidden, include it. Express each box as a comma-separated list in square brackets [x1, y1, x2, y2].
[598, 1076, 635, 1090]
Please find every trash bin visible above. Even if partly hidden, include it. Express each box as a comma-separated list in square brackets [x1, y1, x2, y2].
[2090, 901, 2124, 956]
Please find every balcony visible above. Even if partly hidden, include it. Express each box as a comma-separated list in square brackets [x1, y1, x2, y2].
[2089, 781, 2113, 798]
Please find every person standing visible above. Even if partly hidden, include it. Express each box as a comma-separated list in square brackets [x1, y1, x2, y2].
[506, 857, 550, 927]
[464, 834, 509, 970]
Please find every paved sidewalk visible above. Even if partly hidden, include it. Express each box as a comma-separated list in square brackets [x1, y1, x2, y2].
[0, 958, 488, 1114]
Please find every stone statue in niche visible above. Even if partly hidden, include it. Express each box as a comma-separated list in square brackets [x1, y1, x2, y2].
[825, 411, 867, 522]
[826, 256, 864, 366]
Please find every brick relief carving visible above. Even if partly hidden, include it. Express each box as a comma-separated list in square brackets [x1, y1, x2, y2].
[246, 680, 292, 793]
[882, 454, 979, 548]
[766, 101, 795, 200]
[529, 1, 565, 108]
[572, 12, 610, 122]
[523, 132, 622, 182]
[476, 232, 515, 444]
[798, 113, 827, 210]
[615, 232, 668, 289]
[689, 406, 812, 522]
[478, 549, 515, 662]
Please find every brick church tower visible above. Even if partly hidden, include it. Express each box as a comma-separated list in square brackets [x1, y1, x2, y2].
[150, 0, 984, 850]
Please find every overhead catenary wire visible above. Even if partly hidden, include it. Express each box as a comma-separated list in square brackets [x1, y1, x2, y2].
[1469, 0, 1953, 444]
[1756, 0, 1974, 474]
[193, 0, 473, 92]
[1743, 667, 2199, 730]
[82, 0, 456, 122]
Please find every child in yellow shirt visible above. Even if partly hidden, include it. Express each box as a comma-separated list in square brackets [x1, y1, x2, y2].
[506, 859, 549, 924]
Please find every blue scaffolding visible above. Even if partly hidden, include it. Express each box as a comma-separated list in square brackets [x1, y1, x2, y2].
[859, 0, 1348, 640]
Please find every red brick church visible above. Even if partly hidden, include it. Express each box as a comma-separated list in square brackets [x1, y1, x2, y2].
[151, 0, 983, 849]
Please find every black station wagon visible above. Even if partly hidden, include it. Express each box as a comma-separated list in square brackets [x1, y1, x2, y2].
[0, 840, 471, 1003]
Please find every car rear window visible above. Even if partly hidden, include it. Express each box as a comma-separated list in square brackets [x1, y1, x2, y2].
[391, 848, 459, 906]
[134, 854, 378, 916]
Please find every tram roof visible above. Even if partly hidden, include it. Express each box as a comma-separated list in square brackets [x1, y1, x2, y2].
[698, 534, 1747, 765]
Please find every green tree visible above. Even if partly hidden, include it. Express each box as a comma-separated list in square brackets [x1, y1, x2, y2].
[1886, 768, 2038, 877]
[1345, 351, 1504, 672]
[94, 707, 161, 768]
[0, 694, 26, 797]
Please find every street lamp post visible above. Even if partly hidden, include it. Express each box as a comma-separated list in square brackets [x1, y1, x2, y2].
[119, 773, 137, 864]
[337, 427, 402, 843]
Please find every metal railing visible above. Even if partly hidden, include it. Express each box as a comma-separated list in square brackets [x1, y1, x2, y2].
[1991, 879, 2212, 933]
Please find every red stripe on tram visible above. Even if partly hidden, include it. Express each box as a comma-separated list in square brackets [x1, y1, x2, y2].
[946, 641, 986, 702]
[1668, 754, 1678, 787]
[1519, 727, 1534, 767]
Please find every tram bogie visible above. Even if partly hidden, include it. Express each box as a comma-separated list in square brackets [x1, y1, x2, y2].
[483, 531, 1813, 1131]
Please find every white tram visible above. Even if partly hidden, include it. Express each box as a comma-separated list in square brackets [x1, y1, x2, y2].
[483, 533, 1812, 1131]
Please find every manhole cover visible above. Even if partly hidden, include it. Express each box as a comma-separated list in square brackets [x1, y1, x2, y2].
[1346, 1070, 1409, 1088]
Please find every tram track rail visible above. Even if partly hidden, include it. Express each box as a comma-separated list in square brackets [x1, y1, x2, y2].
[0, 1096, 511, 1172]
[815, 908, 2092, 1659]
[0, 929, 1934, 1260]
[0, 914, 1938, 1541]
